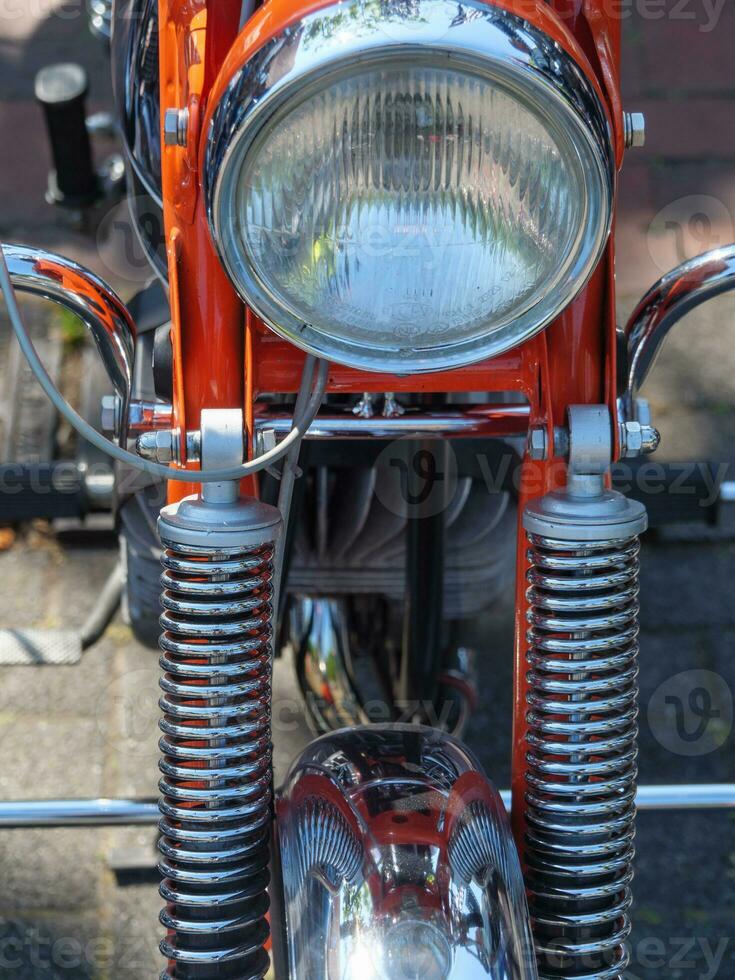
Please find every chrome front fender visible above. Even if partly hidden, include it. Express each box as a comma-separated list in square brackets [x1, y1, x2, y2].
[276, 724, 537, 980]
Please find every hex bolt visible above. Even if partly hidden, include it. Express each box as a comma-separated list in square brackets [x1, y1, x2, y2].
[624, 111, 646, 149]
[553, 426, 570, 459]
[136, 429, 201, 464]
[352, 392, 375, 418]
[382, 392, 405, 418]
[634, 398, 652, 427]
[163, 107, 189, 147]
[186, 431, 202, 462]
[527, 426, 548, 461]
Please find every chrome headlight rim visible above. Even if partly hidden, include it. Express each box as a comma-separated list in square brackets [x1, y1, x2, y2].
[205, 0, 614, 374]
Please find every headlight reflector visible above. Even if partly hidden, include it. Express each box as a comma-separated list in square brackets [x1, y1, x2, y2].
[207, 0, 613, 372]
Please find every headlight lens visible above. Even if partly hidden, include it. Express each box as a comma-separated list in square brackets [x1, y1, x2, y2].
[207, 0, 613, 372]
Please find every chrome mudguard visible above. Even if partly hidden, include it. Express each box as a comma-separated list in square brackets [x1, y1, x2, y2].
[276, 724, 537, 980]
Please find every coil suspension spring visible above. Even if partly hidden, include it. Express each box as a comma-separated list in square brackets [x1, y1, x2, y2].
[523, 527, 642, 980]
[157, 494, 281, 980]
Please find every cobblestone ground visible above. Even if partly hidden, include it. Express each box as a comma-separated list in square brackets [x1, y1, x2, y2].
[1, 3, 734, 979]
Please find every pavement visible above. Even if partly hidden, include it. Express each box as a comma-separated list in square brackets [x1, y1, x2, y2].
[0, 3, 734, 979]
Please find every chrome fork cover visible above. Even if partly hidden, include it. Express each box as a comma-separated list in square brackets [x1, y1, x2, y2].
[276, 724, 537, 980]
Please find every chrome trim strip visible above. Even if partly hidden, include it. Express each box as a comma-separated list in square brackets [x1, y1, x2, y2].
[633, 784, 735, 810]
[0, 799, 157, 826]
[255, 403, 531, 441]
[1, 784, 733, 826]
[112, 0, 162, 198]
[205, 0, 614, 374]
[3, 245, 136, 446]
[625, 243, 735, 412]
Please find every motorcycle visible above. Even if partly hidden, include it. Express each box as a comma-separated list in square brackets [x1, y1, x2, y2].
[1, 0, 734, 977]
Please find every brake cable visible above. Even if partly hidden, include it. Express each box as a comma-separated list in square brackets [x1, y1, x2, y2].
[0, 245, 328, 482]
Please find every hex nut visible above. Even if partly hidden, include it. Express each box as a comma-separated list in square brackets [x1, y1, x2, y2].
[152, 430, 175, 462]
[527, 426, 548, 461]
[625, 421, 642, 456]
[137, 429, 176, 463]
[619, 420, 660, 458]
[625, 111, 646, 149]
[100, 394, 120, 434]
[163, 107, 188, 147]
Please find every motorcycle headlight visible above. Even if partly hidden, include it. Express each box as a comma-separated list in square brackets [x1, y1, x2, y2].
[205, 0, 614, 373]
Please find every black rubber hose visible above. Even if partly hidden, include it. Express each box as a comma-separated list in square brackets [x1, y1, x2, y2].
[80, 562, 123, 650]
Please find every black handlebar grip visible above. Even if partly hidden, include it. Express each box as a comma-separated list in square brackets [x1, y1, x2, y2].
[34, 63, 99, 207]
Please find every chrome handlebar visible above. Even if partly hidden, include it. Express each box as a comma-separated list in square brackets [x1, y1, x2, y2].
[625, 242, 735, 415]
[2, 244, 136, 445]
[5, 240, 735, 450]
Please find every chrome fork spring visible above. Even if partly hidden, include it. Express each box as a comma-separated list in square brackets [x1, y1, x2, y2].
[157, 536, 276, 980]
[524, 532, 640, 980]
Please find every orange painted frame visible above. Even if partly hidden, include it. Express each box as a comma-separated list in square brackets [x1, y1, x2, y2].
[157, 0, 625, 862]
[158, 0, 623, 451]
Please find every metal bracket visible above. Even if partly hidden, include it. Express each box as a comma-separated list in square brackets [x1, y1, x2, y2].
[524, 405, 649, 539]
[529, 402, 659, 464]
[567, 404, 612, 483]
[199, 408, 245, 504]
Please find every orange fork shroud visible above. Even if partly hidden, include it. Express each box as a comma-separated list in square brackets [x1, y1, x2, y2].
[157, 0, 624, 863]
